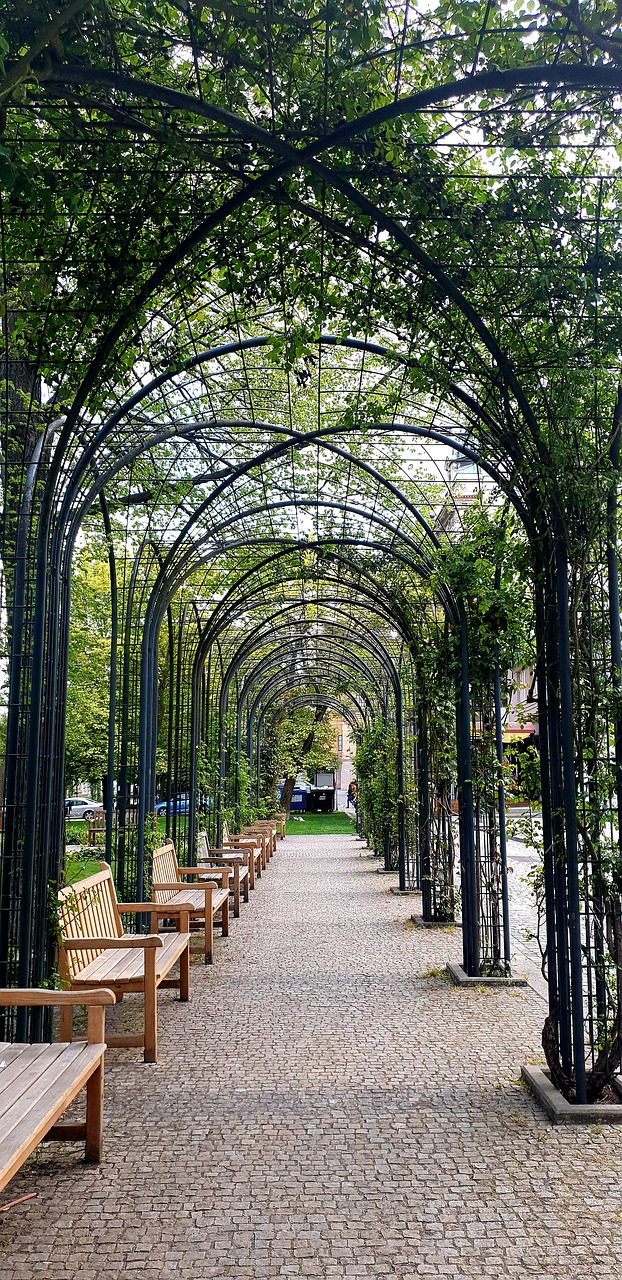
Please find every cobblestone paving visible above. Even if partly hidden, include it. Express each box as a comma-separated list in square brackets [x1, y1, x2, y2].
[2, 832, 622, 1279]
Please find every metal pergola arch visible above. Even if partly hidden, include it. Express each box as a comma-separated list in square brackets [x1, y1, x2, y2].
[3, 11, 622, 1099]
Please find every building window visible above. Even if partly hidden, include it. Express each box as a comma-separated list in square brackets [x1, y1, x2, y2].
[338, 734, 343, 752]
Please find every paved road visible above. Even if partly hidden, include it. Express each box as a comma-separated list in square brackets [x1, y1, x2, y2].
[2, 832, 621, 1278]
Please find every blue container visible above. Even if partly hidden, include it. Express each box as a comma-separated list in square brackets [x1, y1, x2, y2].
[289, 788, 307, 812]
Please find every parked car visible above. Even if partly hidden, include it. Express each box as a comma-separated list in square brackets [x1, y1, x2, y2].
[65, 796, 99, 821]
[155, 793, 212, 816]
[155, 793, 190, 816]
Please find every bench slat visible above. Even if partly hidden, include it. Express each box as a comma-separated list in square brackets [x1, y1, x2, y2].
[0, 1042, 103, 1192]
[0, 1044, 70, 1122]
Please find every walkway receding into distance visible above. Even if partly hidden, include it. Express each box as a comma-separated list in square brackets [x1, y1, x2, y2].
[1, 833, 621, 1279]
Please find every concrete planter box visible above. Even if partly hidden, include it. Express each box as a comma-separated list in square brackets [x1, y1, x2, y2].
[411, 915, 458, 929]
[446, 961, 527, 987]
[521, 1065, 622, 1124]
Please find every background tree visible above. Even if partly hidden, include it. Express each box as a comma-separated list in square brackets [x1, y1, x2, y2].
[273, 705, 338, 817]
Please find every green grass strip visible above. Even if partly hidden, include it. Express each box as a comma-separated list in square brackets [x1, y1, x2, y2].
[285, 811, 356, 835]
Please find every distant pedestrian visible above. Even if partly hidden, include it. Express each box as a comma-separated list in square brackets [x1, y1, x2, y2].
[347, 781, 357, 809]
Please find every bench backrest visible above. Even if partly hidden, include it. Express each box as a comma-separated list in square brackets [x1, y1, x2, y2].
[58, 864, 123, 979]
[196, 830, 210, 862]
[151, 840, 181, 902]
[87, 814, 106, 845]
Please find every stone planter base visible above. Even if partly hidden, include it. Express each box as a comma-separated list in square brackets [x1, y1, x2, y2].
[411, 915, 458, 929]
[446, 961, 527, 987]
[521, 1066, 622, 1124]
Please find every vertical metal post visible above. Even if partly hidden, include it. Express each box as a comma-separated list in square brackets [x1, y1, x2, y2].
[493, 622, 512, 972]
[607, 390, 622, 851]
[456, 605, 479, 976]
[417, 698, 432, 921]
[101, 495, 118, 864]
[555, 540, 587, 1104]
[396, 681, 406, 892]
[534, 574, 558, 1017]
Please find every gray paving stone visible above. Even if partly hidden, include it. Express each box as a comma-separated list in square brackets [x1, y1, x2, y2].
[1, 833, 621, 1278]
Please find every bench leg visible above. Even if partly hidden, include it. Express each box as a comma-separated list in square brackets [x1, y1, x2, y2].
[180, 940, 190, 1001]
[59, 1004, 73, 1043]
[204, 913, 213, 964]
[85, 1061, 104, 1162]
[233, 871, 240, 918]
[144, 949, 157, 1063]
[243, 873, 249, 903]
[221, 894, 229, 938]
[248, 856, 255, 889]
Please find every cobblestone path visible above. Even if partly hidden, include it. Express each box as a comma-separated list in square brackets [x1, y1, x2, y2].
[2, 832, 622, 1279]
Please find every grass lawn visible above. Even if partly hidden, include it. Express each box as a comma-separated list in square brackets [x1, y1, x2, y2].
[285, 811, 356, 835]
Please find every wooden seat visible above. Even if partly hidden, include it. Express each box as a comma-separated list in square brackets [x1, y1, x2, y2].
[72, 932, 188, 987]
[0, 988, 115, 1190]
[151, 841, 230, 963]
[58, 864, 191, 1063]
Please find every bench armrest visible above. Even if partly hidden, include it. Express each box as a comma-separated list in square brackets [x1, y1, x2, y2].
[178, 866, 232, 877]
[119, 902, 194, 913]
[0, 987, 116, 1006]
[61, 935, 163, 950]
[201, 854, 244, 865]
[150, 883, 216, 895]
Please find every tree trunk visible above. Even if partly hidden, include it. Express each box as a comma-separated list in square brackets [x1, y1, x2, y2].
[281, 775, 296, 818]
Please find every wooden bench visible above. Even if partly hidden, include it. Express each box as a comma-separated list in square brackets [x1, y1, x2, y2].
[194, 835, 250, 918]
[221, 832, 263, 885]
[223, 823, 270, 870]
[0, 987, 115, 1190]
[87, 811, 106, 846]
[151, 841, 230, 963]
[58, 864, 191, 1063]
[241, 825, 272, 865]
[245, 821, 278, 855]
[197, 829, 256, 897]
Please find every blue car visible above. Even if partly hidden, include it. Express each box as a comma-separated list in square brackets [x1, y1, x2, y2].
[155, 793, 211, 816]
[155, 793, 190, 816]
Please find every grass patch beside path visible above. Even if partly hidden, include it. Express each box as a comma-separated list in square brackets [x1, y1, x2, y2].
[285, 812, 356, 836]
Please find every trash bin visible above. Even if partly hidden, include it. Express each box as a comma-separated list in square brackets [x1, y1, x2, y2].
[290, 787, 307, 811]
[307, 788, 334, 813]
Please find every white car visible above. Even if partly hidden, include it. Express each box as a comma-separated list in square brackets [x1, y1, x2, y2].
[65, 796, 98, 821]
